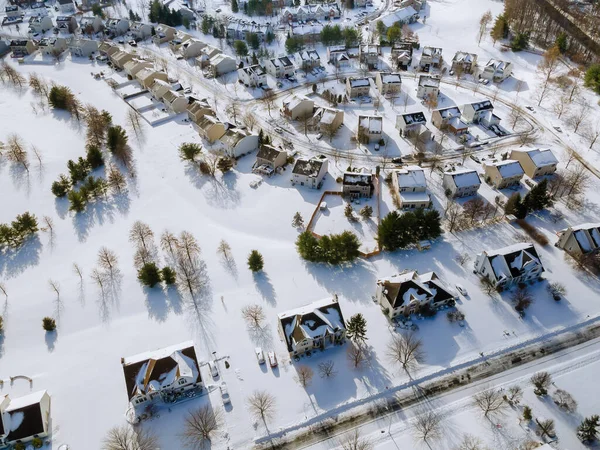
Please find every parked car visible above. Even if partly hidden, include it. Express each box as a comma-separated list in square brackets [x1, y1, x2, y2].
[316, 133, 323, 140]
[455, 284, 467, 296]
[268, 352, 277, 368]
[274, 127, 283, 134]
[220, 382, 231, 404]
[391, 157, 403, 164]
[208, 361, 219, 378]
[255, 347, 265, 364]
[128, 40, 137, 47]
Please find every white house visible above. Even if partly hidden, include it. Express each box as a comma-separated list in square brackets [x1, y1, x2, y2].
[396, 111, 427, 137]
[392, 166, 430, 209]
[69, 37, 99, 57]
[419, 46, 443, 71]
[180, 39, 206, 58]
[265, 56, 295, 78]
[238, 64, 267, 87]
[442, 169, 481, 198]
[357, 115, 383, 144]
[130, 21, 153, 40]
[278, 297, 346, 358]
[28, 15, 53, 33]
[121, 341, 203, 407]
[295, 49, 320, 71]
[474, 243, 544, 288]
[105, 18, 130, 36]
[219, 127, 259, 158]
[509, 148, 558, 179]
[281, 95, 314, 120]
[451, 51, 478, 74]
[346, 77, 371, 98]
[431, 106, 468, 134]
[482, 160, 524, 189]
[56, 15, 78, 33]
[292, 155, 328, 189]
[461, 100, 500, 127]
[375, 72, 402, 96]
[38, 37, 67, 56]
[416, 74, 440, 99]
[481, 59, 513, 82]
[312, 106, 344, 134]
[556, 223, 600, 256]
[375, 271, 456, 318]
[0, 391, 51, 447]
[371, 6, 418, 31]
[79, 16, 104, 34]
[206, 53, 236, 77]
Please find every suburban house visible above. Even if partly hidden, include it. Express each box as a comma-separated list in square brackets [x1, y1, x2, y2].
[254, 145, 288, 175]
[111, 50, 134, 69]
[419, 46, 443, 71]
[391, 41, 413, 70]
[265, 56, 295, 78]
[105, 18, 129, 36]
[442, 169, 481, 198]
[28, 15, 53, 33]
[29, 2, 47, 16]
[278, 297, 346, 358]
[179, 39, 206, 59]
[372, 6, 418, 31]
[124, 60, 152, 77]
[451, 51, 478, 74]
[281, 95, 314, 120]
[461, 100, 500, 127]
[121, 341, 202, 407]
[375, 72, 402, 96]
[98, 42, 119, 57]
[69, 37, 98, 57]
[481, 59, 513, 82]
[130, 21, 152, 40]
[342, 171, 374, 198]
[359, 44, 381, 69]
[375, 271, 456, 318]
[357, 115, 383, 144]
[346, 77, 371, 98]
[168, 32, 192, 52]
[556, 223, 600, 256]
[292, 155, 328, 189]
[0, 391, 51, 447]
[187, 99, 213, 124]
[135, 69, 168, 89]
[396, 111, 427, 137]
[281, 4, 341, 23]
[509, 148, 558, 178]
[238, 64, 267, 87]
[57, 0, 75, 14]
[150, 79, 171, 99]
[196, 45, 222, 68]
[162, 89, 189, 113]
[79, 16, 104, 34]
[431, 106, 468, 134]
[312, 106, 344, 134]
[56, 15, 78, 33]
[327, 46, 351, 68]
[206, 54, 236, 77]
[416, 74, 440, 100]
[10, 40, 37, 57]
[153, 24, 176, 45]
[219, 127, 259, 158]
[38, 37, 67, 56]
[197, 115, 227, 143]
[474, 243, 544, 288]
[392, 166, 431, 209]
[295, 49, 320, 71]
[482, 160, 525, 189]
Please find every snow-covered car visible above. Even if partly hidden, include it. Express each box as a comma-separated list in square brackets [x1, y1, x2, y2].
[208, 361, 219, 378]
[268, 351, 277, 368]
[316, 133, 323, 140]
[128, 40, 137, 47]
[274, 127, 283, 134]
[455, 284, 467, 296]
[255, 347, 265, 364]
[482, 79, 489, 85]
[525, 106, 535, 112]
[220, 382, 231, 404]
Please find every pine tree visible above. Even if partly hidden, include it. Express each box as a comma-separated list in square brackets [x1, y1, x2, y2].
[247, 250, 264, 272]
[523, 405, 532, 421]
[51, 175, 71, 197]
[344, 203, 356, 221]
[346, 313, 368, 344]
[292, 212, 304, 228]
[578, 415, 600, 443]
[515, 195, 529, 219]
[359, 205, 373, 220]
[138, 262, 162, 287]
[86, 144, 104, 169]
[217, 157, 234, 173]
[161, 266, 176, 285]
[258, 129, 264, 146]
[231, 0, 239, 13]
[527, 179, 552, 211]
[42, 317, 57, 331]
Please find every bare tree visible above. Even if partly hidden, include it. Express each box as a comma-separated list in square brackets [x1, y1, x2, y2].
[535, 45, 561, 106]
[0, 282, 7, 300]
[90, 268, 108, 297]
[473, 387, 508, 417]
[5, 134, 29, 173]
[295, 365, 314, 387]
[107, 165, 127, 194]
[48, 279, 60, 299]
[160, 230, 180, 261]
[509, 106, 524, 129]
[412, 410, 443, 449]
[386, 331, 424, 374]
[217, 239, 232, 262]
[455, 253, 471, 267]
[181, 405, 222, 449]
[31, 145, 43, 168]
[318, 360, 337, 378]
[552, 389, 577, 412]
[568, 101, 590, 133]
[126, 108, 144, 138]
[247, 390, 276, 427]
[102, 424, 158, 450]
[339, 429, 373, 450]
[347, 343, 366, 369]
[547, 282, 566, 299]
[73, 263, 83, 283]
[242, 111, 257, 131]
[129, 221, 154, 252]
[226, 101, 240, 124]
[241, 304, 265, 328]
[565, 163, 590, 200]
[531, 371, 552, 395]
[455, 434, 487, 450]
[511, 287, 533, 313]
[445, 202, 462, 233]
[583, 122, 600, 150]
[41, 216, 54, 239]
[98, 247, 120, 279]
[536, 418, 556, 438]
[261, 89, 276, 117]
[505, 385, 523, 405]
[178, 231, 201, 265]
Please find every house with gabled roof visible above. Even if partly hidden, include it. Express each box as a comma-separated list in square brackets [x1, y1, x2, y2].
[281, 95, 314, 120]
[327, 45, 351, 68]
[359, 44, 381, 69]
[9, 39, 37, 57]
[187, 98, 213, 124]
[56, 15, 78, 33]
[135, 68, 168, 89]
[28, 15, 52, 34]
[121, 341, 203, 407]
[461, 100, 500, 127]
[417, 74, 440, 99]
[375, 72, 402, 96]
[265, 56, 295, 78]
[69, 37, 99, 57]
[392, 166, 430, 209]
[130, 21, 152, 40]
[150, 79, 171, 99]
[443, 169, 481, 198]
[98, 41, 119, 57]
[451, 51, 478, 74]
[376, 271, 456, 318]
[396, 111, 427, 137]
[482, 160, 524, 189]
[38, 37, 67, 56]
[197, 115, 227, 143]
[373, 6, 418, 31]
[105, 18, 129, 36]
[124, 59, 152, 77]
[168, 31, 192, 52]
[206, 53, 236, 77]
[312, 106, 344, 134]
[278, 297, 346, 357]
[179, 39, 205, 59]
[481, 59, 513, 82]
[419, 46, 443, 71]
[295, 49, 320, 71]
[79, 16, 104, 34]
[292, 155, 328, 189]
[238, 64, 267, 87]
[0, 391, 51, 447]
[431, 106, 468, 135]
[254, 145, 288, 175]
[110, 50, 134, 69]
[556, 223, 600, 256]
[475, 242, 544, 287]
[357, 115, 383, 144]
[391, 40, 413, 70]
[219, 127, 259, 158]
[162, 89, 189, 114]
[346, 77, 371, 98]
[509, 148, 558, 178]
[152, 24, 176, 45]
[343, 170, 374, 198]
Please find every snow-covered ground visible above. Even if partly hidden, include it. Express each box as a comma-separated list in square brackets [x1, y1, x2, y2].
[1, 0, 600, 448]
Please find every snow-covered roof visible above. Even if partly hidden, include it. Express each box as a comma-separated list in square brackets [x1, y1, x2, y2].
[343, 171, 373, 186]
[379, 72, 402, 84]
[485, 243, 543, 282]
[349, 77, 370, 88]
[4, 390, 48, 442]
[257, 145, 285, 163]
[444, 169, 481, 188]
[220, 127, 255, 149]
[283, 94, 312, 112]
[377, 271, 453, 308]
[418, 75, 440, 88]
[467, 100, 493, 112]
[486, 160, 524, 178]
[435, 106, 461, 119]
[297, 49, 320, 61]
[561, 223, 600, 253]
[512, 148, 558, 168]
[292, 155, 327, 178]
[318, 108, 340, 125]
[359, 115, 382, 133]
[377, 6, 418, 28]
[400, 191, 430, 203]
[453, 51, 476, 63]
[399, 111, 427, 126]
[396, 166, 427, 189]
[422, 46, 443, 58]
[485, 58, 510, 71]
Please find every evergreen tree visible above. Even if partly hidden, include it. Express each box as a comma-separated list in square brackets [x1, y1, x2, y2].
[42, 317, 57, 331]
[258, 129, 264, 146]
[515, 195, 529, 219]
[578, 415, 600, 443]
[527, 179, 552, 210]
[107, 125, 128, 153]
[51, 175, 71, 197]
[129, 9, 136, 20]
[344, 203, 356, 221]
[511, 32, 529, 51]
[523, 405, 532, 421]
[231, 0, 239, 13]
[346, 313, 368, 344]
[505, 193, 521, 215]
[247, 32, 260, 50]
[67, 190, 87, 213]
[234, 40, 248, 57]
[217, 157, 234, 173]
[585, 64, 600, 94]
[248, 250, 264, 272]
[151, 25, 156, 36]
[12, 212, 38, 237]
[161, 266, 176, 285]
[86, 144, 104, 169]
[138, 262, 162, 287]
[179, 142, 202, 162]
[296, 231, 321, 261]
[292, 212, 304, 228]
[490, 14, 508, 44]
[92, 3, 104, 17]
[555, 32, 568, 54]
[252, 52, 259, 65]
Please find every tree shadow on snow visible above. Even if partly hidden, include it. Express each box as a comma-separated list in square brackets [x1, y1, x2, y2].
[144, 286, 170, 322]
[45, 330, 58, 352]
[304, 260, 377, 303]
[0, 235, 42, 279]
[253, 272, 277, 306]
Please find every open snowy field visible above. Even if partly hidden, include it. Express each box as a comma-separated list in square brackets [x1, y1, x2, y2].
[1, 0, 600, 448]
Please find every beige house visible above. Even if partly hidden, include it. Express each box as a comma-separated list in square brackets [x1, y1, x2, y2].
[312, 107, 344, 135]
[187, 99, 213, 124]
[357, 115, 383, 144]
[38, 37, 67, 56]
[150, 79, 171, 99]
[416, 75, 440, 100]
[135, 69, 168, 89]
[98, 42, 120, 57]
[180, 39, 206, 58]
[197, 115, 226, 143]
[375, 72, 402, 96]
[278, 297, 346, 358]
[482, 160, 524, 189]
[431, 106, 468, 135]
[346, 77, 371, 98]
[392, 166, 430, 209]
[111, 50, 134, 69]
[556, 223, 600, 256]
[253, 145, 288, 175]
[281, 95, 314, 120]
[451, 51, 478, 74]
[162, 89, 189, 113]
[442, 169, 481, 198]
[9, 39, 37, 56]
[152, 24, 176, 45]
[206, 53, 236, 77]
[124, 60, 152, 77]
[509, 148, 558, 178]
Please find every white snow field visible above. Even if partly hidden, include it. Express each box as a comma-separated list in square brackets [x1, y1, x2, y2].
[1, 0, 600, 448]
